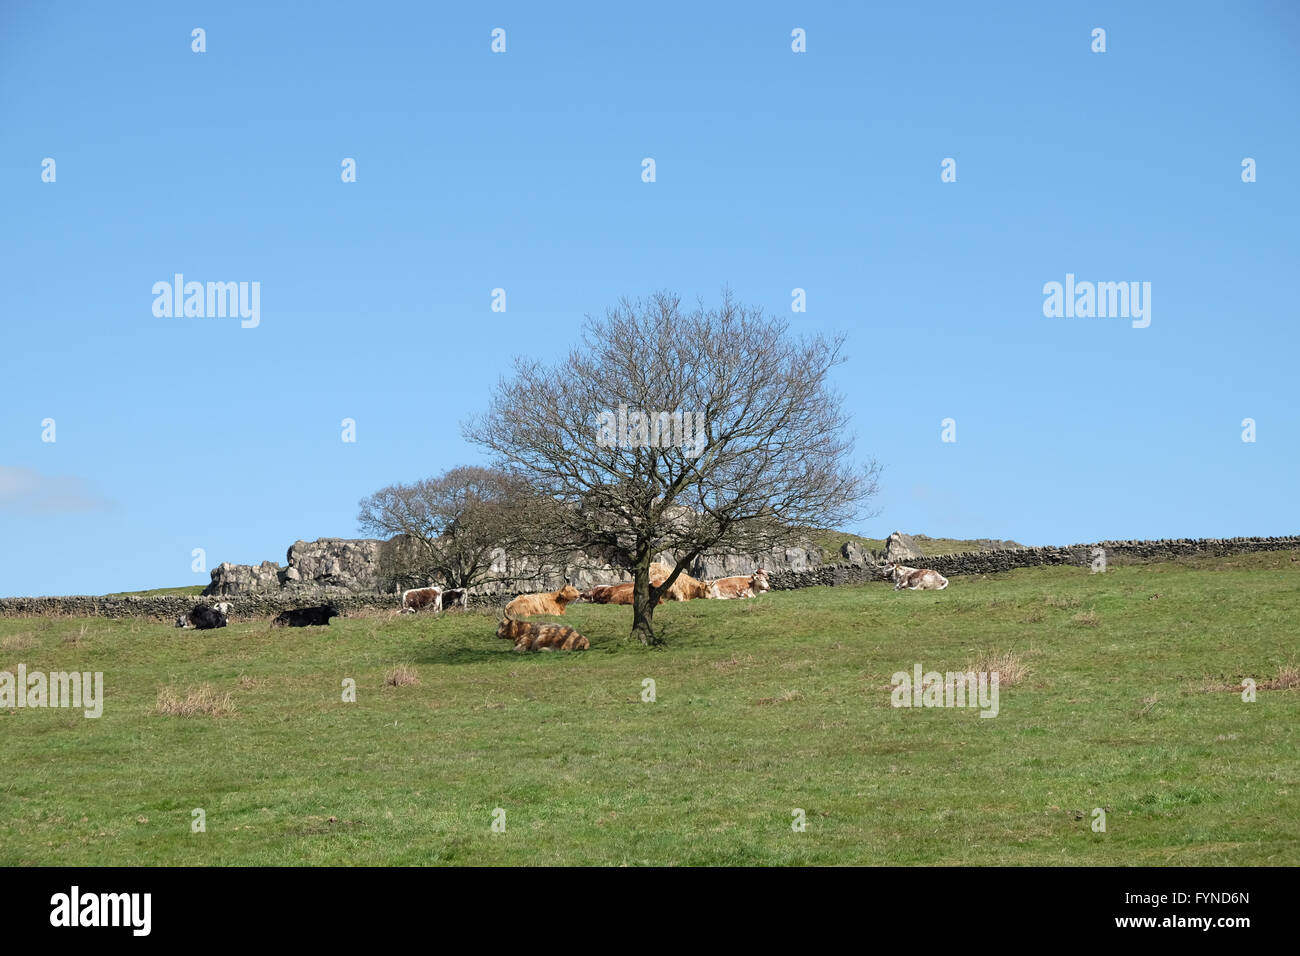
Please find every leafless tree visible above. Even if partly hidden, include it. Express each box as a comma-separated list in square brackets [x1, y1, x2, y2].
[465, 291, 880, 644]
[356, 466, 538, 591]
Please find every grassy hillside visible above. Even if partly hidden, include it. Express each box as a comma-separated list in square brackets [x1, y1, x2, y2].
[0, 551, 1295, 865]
[104, 585, 206, 598]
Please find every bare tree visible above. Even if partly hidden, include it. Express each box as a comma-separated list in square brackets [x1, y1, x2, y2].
[465, 291, 880, 644]
[356, 466, 536, 591]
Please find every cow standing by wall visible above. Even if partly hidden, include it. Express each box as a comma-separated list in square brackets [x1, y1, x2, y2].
[440, 588, 468, 610]
[401, 587, 443, 613]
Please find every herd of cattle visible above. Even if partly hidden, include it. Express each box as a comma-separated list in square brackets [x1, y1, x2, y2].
[171, 559, 950, 645]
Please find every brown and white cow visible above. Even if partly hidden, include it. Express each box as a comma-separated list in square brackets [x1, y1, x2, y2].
[882, 562, 949, 591]
[401, 586, 443, 613]
[709, 567, 771, 600]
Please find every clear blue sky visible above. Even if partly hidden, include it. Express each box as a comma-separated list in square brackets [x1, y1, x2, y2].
[2, 1, 1297, 596]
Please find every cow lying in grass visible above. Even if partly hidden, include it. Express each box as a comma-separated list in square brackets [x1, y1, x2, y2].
[883, 562, 949, 591]
[272, 605, 340, 627]
[496, 615, 589, 652]
[710, 568, 771, 600]
[504, 584, 582, 618]
[648, 562, 713, 601]
[401, 586, 442, 613]
[584, 582, 664, 606]
[177, 602, 232, 630]
[581, 564, 711, 605]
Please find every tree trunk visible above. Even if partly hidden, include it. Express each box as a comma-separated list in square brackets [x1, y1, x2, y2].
[630, 552, 661, 646]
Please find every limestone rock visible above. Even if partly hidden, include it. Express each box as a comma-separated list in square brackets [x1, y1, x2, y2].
[203, 560, 283, 597]
[884, 531, 924, 563]
[283, 538, 385, 591]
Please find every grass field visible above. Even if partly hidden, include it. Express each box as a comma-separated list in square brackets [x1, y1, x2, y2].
[1, 551, 1296, 865]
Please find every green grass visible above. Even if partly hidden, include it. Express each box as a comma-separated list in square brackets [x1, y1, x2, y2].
[1, 551, 1296, 865]
[103, 585, 205, 598]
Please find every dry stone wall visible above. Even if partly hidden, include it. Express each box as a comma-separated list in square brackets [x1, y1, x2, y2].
[4, 535, 1295, 619]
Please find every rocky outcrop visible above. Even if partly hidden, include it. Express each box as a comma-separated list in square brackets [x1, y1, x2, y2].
[203, 538, 386, 596]
[282, 537, 385, 590]
[689, 545, 822, 580]
[840, 541, 866, 567]
[205, 560, 284, 597]
[884, 532, 923, 562]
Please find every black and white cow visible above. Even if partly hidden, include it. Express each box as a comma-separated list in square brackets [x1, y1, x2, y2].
[181, 602, 232, 630]
[272, 605, 340, 627]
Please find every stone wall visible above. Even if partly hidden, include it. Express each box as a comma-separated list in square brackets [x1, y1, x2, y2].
[0, 587, 516, 622]
[200, 535, 826, 599]
[4, 535, 1295, 620]
[767, 535, 1300, 589]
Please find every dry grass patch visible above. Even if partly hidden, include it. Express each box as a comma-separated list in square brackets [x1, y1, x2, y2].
[63, 624, 89, 646]
[1071, 610, 1100, 627]
[385, 664, 420, 687]
[1261, 664, 1300, 690]
[1192, 663, 1299, 693]
[756, 689, 802, 706]
[155, 684, 235, 718]
[0, 633, 38, 651]
[1045, 594, 1081, 609]
[967, 649, 1031, 687]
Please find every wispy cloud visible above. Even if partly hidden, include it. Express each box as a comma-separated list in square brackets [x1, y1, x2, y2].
[0, 466, 115, 515]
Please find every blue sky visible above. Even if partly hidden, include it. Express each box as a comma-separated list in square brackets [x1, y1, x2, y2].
[2, 1, 1297, 596]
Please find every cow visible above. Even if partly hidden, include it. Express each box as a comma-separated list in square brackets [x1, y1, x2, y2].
[882, 562, 949, 591]
[582, 565, 708, 605]
[583, 585, 623, 604]
[597, 582, 666, 606]
[401, 586, 443, 614]
[440, 588, 468, 610]
[185, 602, 232, 630]
[504, 584, 582, 618]
[272, 605, 340, 627]
[648, 562, 713, 601]
[496, 615, 589, 652]
[709, 567, 770, 600]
